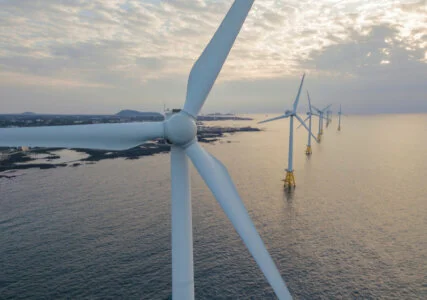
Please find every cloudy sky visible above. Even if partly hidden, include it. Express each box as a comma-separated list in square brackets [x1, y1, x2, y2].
[0, 0, 426, 114]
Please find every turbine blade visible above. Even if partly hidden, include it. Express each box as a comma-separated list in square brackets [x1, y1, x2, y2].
[311, 105, 321, 114]
[307, 91, 312, 113]
[185, 142, 292, 300]
[295, 115, 318, 143]
[322, 104, 332, 112]
[171, 146, 194, 299]
[292, 73, 305, 112]
[0, 122, 164, 150]
[296, 116, 310, 129]
[183, 0, 254, 118]
[258, 114, 288, 124]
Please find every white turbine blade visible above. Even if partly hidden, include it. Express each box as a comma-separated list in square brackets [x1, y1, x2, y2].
[183, 0, 254, 118]
[258, 114, 289, 124]
[185, 142, 292, 300]
[311, 105, 321, 114]
[171, 146, 194, 299]
[292, 73, 305, 113]
[296, 116, 310, 129]
[307, 91, 312, 113]
[0, 122, 164, 150]
[322, 104, 332, 112]
[295, 115, 318, 143]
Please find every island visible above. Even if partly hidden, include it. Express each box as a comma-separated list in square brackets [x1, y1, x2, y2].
[0, 110, 252, 127]
[0, 125, 260, 175]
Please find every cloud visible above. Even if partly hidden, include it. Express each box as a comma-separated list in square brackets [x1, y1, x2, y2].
[0, 0, 425, 113]
[294, 24, 426, 113]
[0, 71, 111, 88]
[1, 0, 425, 81]
[302, 24, 426, 78]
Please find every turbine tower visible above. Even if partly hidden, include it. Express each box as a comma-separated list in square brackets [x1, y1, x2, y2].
[338, 104, 342, 131]
[258, 74, 318, 188]
[0, 1, 292, 299]
[325, 110, 332, 128]
[297, 91, 316, 155]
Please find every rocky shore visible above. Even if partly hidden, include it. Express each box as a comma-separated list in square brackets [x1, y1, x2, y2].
[0, 125, 260, 174]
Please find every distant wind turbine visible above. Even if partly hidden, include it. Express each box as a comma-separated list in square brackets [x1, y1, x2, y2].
[312, 104, 331, 142]
[325, 109, 332, 128]
[338, 104, 343, 131]
[297, 91, 317, 155]
[258, 74, 318, 188]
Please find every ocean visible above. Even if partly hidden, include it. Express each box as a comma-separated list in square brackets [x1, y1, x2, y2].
[1, 114, 426, 299]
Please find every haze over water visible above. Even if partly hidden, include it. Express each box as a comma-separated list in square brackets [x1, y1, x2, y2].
[1, 114, 426, 299]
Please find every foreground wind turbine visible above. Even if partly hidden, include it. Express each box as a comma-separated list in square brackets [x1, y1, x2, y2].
[297, 91, 316, 155]
[258, 74, 317, 188]
[312, 104, 331, 142]
[0, 1, 292, 299]
[338, 104, 342, 131]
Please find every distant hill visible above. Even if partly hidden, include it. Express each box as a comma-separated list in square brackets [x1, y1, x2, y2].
[21, 112, 37, 115]
[115, 110, 163, 118]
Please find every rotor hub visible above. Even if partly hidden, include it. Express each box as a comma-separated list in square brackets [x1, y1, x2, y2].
[164, 111, 197, 146]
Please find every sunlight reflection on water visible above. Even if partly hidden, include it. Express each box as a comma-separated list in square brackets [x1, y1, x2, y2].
[1, 114, 426, 299]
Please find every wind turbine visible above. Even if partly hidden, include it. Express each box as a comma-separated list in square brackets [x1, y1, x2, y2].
[258, 74, 318, 188]
[338, 104, 342, 131]
[297, 91, 316, 155]
[312, 104, 331, 142]
[0, 1, 292, 299]
[325, 109, 332, 128]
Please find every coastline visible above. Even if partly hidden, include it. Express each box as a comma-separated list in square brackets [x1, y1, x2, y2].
[0, 125, 260, 176]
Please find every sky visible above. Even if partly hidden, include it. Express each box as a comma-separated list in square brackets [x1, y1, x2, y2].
[0, 0, 426, 115]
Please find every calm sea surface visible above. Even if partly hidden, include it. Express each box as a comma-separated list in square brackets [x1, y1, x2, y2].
[1, 114, 426, 299]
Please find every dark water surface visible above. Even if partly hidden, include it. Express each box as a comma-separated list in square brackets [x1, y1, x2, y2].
[1, 114, 426, 299]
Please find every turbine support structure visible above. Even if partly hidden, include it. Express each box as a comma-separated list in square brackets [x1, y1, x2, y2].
[283, 170, 296, 188]
[305, 145, 312, 155]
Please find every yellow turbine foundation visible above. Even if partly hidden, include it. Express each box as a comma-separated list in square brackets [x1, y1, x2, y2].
[283, 170, 296, 188]
[338, 126, 341, 131]
[317, 134, 322, 142]
[305, 145, 312, 155]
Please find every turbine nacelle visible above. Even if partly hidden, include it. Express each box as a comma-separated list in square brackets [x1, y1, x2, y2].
[164, 111, 197, 147]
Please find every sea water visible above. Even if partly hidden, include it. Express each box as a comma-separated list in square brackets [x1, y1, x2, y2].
[1, 114, 426, 299]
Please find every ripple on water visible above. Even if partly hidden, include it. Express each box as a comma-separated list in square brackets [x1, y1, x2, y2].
[1, 114, 427, 299]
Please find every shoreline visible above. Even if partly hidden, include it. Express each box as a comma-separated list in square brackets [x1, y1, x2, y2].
[0, 125, 260, 175]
